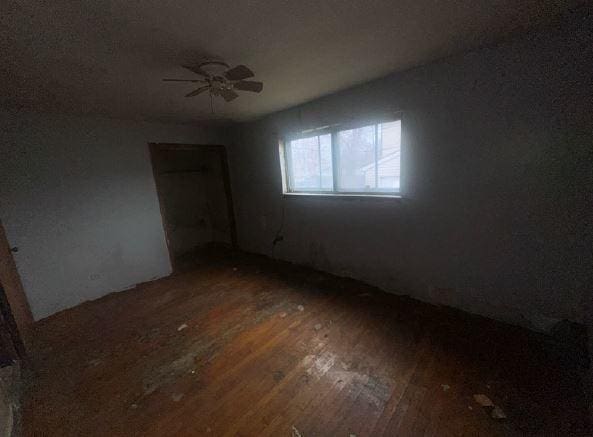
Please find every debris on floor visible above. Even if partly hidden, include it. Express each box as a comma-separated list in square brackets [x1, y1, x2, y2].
[232, 267, 238, 271]
[177, 323, 188, 332]
[473, 394, 494, 407]
[138, 327, 161, 343]
[172, 393, 184, 402]
[297, 305, 304, 312]
[441, 384, 450, 392]
[87, 359, 102, 367]
[491, 406, 507, 419]
[279, 312, 287, 318]
[314, 323, 322, 330]
[130, 403, 138, 409]
[473, 393, 507, 420]
[292, 425, 303, 437]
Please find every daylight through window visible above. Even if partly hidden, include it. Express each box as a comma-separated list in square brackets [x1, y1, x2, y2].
[282, 119, 401, 195]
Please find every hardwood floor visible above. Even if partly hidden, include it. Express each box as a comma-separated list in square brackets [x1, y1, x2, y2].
[22, 250, 591, 436]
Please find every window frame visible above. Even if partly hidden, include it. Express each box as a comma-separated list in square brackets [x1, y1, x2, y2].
[280, 116, 402, 198]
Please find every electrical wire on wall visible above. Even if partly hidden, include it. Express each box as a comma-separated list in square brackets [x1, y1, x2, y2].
[271, 197, 285, 258]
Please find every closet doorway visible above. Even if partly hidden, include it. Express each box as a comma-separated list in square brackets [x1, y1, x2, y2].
[149, 143, 237, 270]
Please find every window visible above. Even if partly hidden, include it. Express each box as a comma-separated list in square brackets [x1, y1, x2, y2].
[287, 134, 333, 191]
[281, 119, 401, 196]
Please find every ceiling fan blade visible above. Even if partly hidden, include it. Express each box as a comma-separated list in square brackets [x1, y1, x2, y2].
[163, 78, 204, 82]
[233, 80, 263, 93]
[224, 65, 254, 81]
[182, 65, 210, 77]
[185, 86, 210, 97]
[219, 88, 239, 102]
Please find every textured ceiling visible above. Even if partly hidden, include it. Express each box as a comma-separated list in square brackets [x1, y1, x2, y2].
[0, 0, 579, 123]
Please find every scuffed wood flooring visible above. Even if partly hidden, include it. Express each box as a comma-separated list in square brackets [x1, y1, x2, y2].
[22, 250, 591, 436]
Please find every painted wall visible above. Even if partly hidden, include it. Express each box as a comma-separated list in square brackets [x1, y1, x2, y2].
[0, 110, 226, 320]
[228, 14, 592, 332]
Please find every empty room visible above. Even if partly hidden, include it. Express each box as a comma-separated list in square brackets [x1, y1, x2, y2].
[1, 1, 591, 435]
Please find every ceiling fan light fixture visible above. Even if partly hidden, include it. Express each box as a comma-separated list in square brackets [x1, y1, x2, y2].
[165, 59, 263, 106]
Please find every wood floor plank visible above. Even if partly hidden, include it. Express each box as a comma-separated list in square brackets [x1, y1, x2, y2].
[257, 300, 371, 436]
[226, 295, 360, 436]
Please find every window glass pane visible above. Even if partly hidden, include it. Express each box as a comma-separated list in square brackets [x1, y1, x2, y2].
[377, 120, 401, 191]
[319, 134, 333, 189]
[288, 134, 333, 191]
[336, 125, 376, 191]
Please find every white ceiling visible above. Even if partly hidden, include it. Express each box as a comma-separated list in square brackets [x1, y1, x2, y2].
[0, 0, 578, 123]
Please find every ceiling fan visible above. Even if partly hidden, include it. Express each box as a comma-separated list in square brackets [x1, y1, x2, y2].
[163, 60, 263, 102]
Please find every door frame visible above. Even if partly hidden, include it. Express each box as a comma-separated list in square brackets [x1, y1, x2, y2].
[0, 220, 33, 355]
[148, 143, 238, 272]
[0, 282, 28, 361]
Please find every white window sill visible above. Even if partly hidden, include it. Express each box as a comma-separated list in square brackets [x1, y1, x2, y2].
[282, 192, 403, 201]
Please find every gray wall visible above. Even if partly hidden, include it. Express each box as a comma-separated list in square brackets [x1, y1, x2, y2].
[0, 110, 226, 320]
[228, 15, 592, 332]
